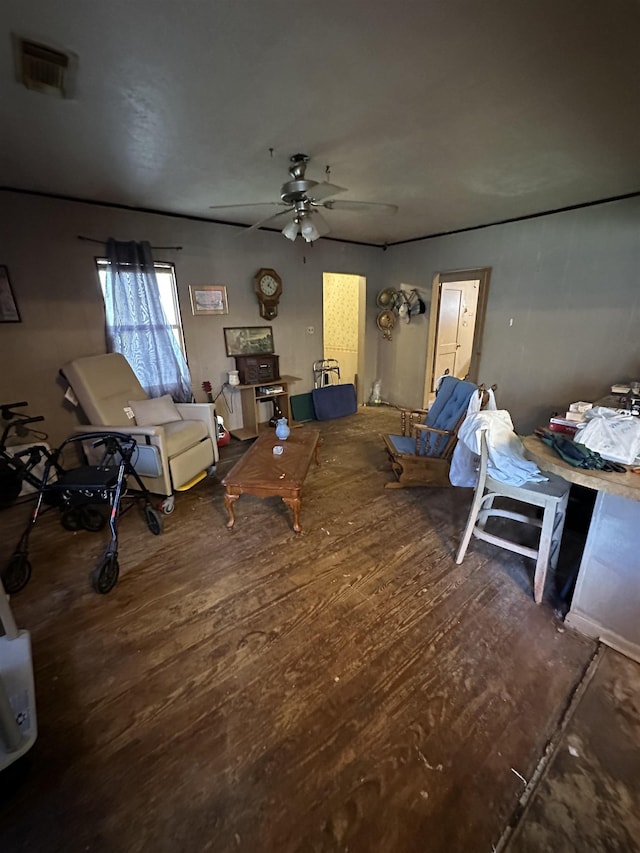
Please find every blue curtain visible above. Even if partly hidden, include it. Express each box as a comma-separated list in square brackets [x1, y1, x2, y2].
[104, 239, 192, 402]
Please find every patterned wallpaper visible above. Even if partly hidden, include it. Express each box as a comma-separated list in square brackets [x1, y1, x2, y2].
[323, 273, 359, 351]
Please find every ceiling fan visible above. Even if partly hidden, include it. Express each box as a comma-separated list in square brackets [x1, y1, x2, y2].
[209, 153, 398, 242]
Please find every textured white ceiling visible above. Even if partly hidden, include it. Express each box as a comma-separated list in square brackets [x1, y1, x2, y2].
[2, 0, 640, 245]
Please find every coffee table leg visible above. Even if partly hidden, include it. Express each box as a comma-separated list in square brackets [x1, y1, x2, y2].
[282, 497, 302, 533]
[224, 492, 239, 529]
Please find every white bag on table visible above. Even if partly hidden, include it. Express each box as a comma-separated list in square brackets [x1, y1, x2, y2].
[577, 408, 640, 465]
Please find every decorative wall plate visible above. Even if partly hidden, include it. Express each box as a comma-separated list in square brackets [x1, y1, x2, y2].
[376, 288, 397, 309]
[376, 309, 396, 339]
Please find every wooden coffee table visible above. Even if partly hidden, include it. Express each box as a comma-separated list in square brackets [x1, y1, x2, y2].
[222, 428, 321, 532]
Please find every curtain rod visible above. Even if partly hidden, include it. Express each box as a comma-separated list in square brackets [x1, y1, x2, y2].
[77, 235, 183, 250]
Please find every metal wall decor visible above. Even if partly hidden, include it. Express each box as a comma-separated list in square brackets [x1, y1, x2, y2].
[375, 287, 425, 339]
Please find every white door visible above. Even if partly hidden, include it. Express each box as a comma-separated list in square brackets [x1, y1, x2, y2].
[433, 284, 463, 381]
[432, 280, 480, 388]
[424, 271, 489, 406]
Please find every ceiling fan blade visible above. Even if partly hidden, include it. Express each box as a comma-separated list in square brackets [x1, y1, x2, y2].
[307, 182, 348, 202]
[243, 206, 295, 234]
[321, 199, 398, 214]
[209, 202, 286, 210]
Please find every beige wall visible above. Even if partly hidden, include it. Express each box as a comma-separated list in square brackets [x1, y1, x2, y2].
[2, 190, 639, 445]
[0, 191, 380, 444]
[379, 196, 640, 433]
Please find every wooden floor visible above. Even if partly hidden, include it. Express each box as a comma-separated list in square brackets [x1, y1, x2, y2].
[503, 645, 640, 853]
[0, 407, 611, 851]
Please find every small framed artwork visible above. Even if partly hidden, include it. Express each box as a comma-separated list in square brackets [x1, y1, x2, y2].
[223, 326, 275, 357]
[0, 266, 20, 323]
[189, 285, 229, 315]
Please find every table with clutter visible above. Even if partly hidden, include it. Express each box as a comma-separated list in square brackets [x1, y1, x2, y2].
[523, 385, 640, 664]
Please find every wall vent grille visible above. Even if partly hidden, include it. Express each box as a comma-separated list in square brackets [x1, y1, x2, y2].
[20, 39, 69, 97]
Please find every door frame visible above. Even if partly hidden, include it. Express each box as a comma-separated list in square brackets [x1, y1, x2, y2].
[422, 267, 491, 407]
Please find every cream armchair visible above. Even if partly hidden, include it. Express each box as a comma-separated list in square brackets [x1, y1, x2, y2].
[61, 353, 218, 512]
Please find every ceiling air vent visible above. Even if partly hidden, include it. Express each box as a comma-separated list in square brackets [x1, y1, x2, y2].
[19, 39, 70, 97]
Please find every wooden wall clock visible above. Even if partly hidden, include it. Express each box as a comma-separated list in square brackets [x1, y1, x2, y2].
[254, 268, 282, 320]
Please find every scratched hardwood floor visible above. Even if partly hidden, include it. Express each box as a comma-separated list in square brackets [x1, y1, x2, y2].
[0, 407, 597, 852]
[503, 645, 640, 853]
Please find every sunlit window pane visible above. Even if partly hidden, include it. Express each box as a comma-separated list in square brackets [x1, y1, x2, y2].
[96, 260, 186, 356]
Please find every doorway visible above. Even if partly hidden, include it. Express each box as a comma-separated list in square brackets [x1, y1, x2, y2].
[423, 268, 490, 406]
[322, 272, 366, 402]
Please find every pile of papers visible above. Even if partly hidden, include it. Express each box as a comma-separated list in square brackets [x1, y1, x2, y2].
[549, 401, 593, 435]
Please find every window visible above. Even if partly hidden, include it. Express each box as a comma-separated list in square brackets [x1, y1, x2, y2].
[96, 260, 186, 356]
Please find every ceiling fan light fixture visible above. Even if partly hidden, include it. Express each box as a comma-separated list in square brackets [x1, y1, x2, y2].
[282, 219, 298, 241]
[300, 216, 320, 243]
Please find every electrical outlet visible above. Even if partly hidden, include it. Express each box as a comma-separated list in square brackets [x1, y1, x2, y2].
[306, 326, 315, 335]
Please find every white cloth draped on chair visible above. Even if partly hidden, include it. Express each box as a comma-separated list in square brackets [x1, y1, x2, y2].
[452, 409, 546, 487]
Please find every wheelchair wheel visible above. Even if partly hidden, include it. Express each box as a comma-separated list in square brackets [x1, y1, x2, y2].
[144, 505, 163, 535]
[79, 505, 108, 532]
[1, 554, 32, 595]
[91, 554, 119, 594]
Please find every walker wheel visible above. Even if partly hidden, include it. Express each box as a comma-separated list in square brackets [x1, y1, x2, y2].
[61, 508, 83, 531]
[1, 554, 32, 595]
[80, 505, 108, 532]
[91, 554, 119, 594]
[144, 505, 163, 535]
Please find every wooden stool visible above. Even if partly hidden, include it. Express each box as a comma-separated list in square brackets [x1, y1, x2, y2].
[456, 431, 570, 603]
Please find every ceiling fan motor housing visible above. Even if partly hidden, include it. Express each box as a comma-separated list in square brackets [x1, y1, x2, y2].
[281, 179, 318, 203]
[280, 153, 319, 203]
[289, 153, 309, 177]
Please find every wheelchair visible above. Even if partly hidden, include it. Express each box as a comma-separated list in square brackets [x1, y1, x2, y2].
[2, 430, 164, 596]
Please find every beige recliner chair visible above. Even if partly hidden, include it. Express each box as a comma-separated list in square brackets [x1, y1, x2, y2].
[61, 353, 218, 513]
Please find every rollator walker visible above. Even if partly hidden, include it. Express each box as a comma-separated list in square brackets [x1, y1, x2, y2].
[3, 431, 163, 595]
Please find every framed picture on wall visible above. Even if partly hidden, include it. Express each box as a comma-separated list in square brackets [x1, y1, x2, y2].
[223, 326, 275, 357]
[0, 266, 20, 323]
[189, 285, 229, 315]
